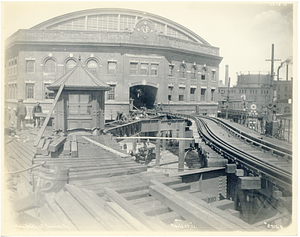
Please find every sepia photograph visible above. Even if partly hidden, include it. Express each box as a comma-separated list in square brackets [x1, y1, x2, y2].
[1, 1, 297, 235]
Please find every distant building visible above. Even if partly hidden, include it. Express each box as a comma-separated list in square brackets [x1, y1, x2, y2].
[218, 72, 293, 117]
[5, 8, 222, 123]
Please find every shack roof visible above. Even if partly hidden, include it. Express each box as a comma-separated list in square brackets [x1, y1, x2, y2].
[47, 60, 110, 91]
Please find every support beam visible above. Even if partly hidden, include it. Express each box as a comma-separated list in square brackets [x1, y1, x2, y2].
[178, 122, 185, 171]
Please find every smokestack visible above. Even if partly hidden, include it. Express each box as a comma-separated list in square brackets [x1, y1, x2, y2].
[286, 64, 289, 81]
[225, 65, 229, 86]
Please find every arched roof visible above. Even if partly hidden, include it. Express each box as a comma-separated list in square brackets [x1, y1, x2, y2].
[31, 8, 211, 45]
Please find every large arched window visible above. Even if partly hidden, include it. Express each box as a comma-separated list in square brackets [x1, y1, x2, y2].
[87, 59, 98, 75]
[44, 59, 56, 73]
[65, 59, 77, 73]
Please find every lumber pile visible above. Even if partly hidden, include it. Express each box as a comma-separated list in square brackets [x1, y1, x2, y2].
[149, 179, 256, 231]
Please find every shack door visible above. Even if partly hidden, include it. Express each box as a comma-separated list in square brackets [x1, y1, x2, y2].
[67, 92, 93, 130]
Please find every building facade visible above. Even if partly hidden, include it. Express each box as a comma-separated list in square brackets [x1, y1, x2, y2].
[5, 8, 222, 122]
[218, 72, 293, 117]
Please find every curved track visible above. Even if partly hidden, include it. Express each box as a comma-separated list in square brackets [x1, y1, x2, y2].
[164, 113, 292, 193]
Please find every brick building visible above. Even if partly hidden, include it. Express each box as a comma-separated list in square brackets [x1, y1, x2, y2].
[218, 72, 293, 116]
[5, 8, 222, 122]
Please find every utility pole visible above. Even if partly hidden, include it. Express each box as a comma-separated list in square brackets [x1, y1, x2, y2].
[265, 44, 281, 104]
[225, 77, 230, 119]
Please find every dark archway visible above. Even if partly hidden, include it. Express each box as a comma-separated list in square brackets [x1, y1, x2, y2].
[130, 85, 158, 109]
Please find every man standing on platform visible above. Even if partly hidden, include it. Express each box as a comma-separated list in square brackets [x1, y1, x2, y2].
[15, 99, 27, 131]
[32, 102, 43, 128]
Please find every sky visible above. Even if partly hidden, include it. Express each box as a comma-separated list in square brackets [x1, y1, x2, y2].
[1, 1, 295, 86]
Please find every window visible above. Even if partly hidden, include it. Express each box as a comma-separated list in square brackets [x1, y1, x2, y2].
[179, 64, 186, 78]
[65, 59, 76, 73]
[130, 62, 138, 75]
[107, 61, 116, 74]
[169, 65, 174, 77]
[179, 87, 185, 101]
[201, 75, 206, 80]
[44, 83, 55, 99]
[190, 88, 196, 101]
[26, 60, 35, 73]
[168, 86, 173, 101]
[26, 83, 34, 99]
[13, 84, 17, 99]
[151, 64, 158, 76]
[284, 107, 291, 113]
[211, 89, 215, 101]
[191, 66, 197, 79]
[68, 93, 91, 116]
[201, 89, 206, 101]
[107, 85, 116, 100]
[141, 63, 148, 75]
[44, 59, 56, 73]
[87, 60, 98, 75]
[212, 70, 216, 81]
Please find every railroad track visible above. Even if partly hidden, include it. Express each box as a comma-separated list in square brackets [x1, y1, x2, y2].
[164, 112, 292, 193]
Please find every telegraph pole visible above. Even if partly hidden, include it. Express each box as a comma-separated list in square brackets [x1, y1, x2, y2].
[265, 44, 281, 104]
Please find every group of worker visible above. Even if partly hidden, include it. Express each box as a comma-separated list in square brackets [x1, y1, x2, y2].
[14, 100, 43, 131]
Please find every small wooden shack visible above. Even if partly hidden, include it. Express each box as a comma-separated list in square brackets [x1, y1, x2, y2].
[47, 59, 110, 132]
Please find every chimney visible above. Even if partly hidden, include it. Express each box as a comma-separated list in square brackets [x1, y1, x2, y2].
[225, 65, 229, 86]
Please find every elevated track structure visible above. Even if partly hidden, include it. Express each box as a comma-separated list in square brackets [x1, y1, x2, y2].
[164, 113, 292, 194]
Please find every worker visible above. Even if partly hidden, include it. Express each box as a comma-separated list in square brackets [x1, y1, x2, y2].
[15, 99, 27, 131]
[32, 102, 43, 128]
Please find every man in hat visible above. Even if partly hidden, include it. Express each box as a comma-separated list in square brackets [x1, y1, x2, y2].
[32, 102, 43, 128]
[15, 99, 27, 131]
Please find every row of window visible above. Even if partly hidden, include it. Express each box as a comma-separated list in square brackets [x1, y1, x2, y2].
[168, 87, 215, 102]
[46, 14, 195, 42]
[219, 89, 269, 95]
[24, 58, 116, 75]
[6, 83, 116, 101]
[7, 58, 18, 76]
[129, 62, 158, 76]
[15, 58, 217, 81]
[169, 64, 216, 80]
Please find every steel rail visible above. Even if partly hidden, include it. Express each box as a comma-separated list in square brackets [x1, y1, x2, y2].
[197, 117, 292, 187]
[198, 115, 292, 158]
[165, 112, 292, 192]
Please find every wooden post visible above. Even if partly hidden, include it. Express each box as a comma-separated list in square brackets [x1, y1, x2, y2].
[155, 135, 161, 168]
[155, 121, 161, 168]
[162, 131, 166, 151]
[132, 139, 137, 152]
[34, 84, 65, 146]
[178, 122, 185, 171]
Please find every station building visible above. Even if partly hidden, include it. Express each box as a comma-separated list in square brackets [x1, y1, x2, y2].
[5, 8, 222, 123]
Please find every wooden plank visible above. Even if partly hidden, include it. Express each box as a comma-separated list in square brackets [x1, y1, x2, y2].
[44, 193, 77, 231]
[34, 84, 64, 146]
[49, 136, 66, 152]
[69, 166, 147, 181]
[156, 211, 183, 225]
[36, 139, 45, 155]
[41, 139, 51, 156]
[8, 143, 33, 166]
[65, 184, 129, 231]
[54, 189, 105, 231]
[71, 135, 78, 158]
[105, 188, 169, 231]
[63, 140, 71, 156]
[105, 202, 147, 231]
[149, 179, 249, 231]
